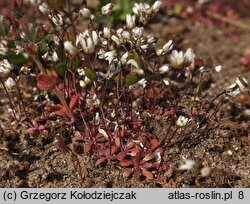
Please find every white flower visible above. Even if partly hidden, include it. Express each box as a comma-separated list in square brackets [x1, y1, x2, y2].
[126, 14, 136, 29]
[50, 14, 63, 26]
[77, 68, 85, 76]
[163, 78, 170, 86]
[79, 8, 91, 18]
[163, 40, 173, 53]
[95, 112, 100, 124]
[116, 28, 125, 42]
[159, 64, 170, 74]
[176, 115, 190, 127]
[179, 159, 196, 170]
[42, 50, 58, 62]
[104, 50, 117, 64]
[121, 52, 144, 75]
[0, 59, 14, 78]
[198, 0, 211, 4]
[140, 44, 148, 51]
[20, 66, 31, 75]
[98, 128, 109, 139]
[129, 78, 147, 90]
[91, 30, 99, 46]
[226, 76, 249, 96]
[64, 41, 77, 55]
[97, 49, 105, 59]
[5, 77, 15, 89]
[226, 83, 240, 97]
[147, 36, 157, 44]
[103, 27, 111, 39]
[214, 65, 222, 73]
[79, 76, 91, 88]
[235, 76, 248, 92]
[132, 27, 144, 39]
[15, 44, 24, 55]
[111, 35, 121, 45]
[157, 40, 173, 56]
[133, 3, 150, 16]
[20, 32, 26, 40]
[0, 40, 8, 55]
[86, 94, 100, 107]
[76, 32, 95, 54]
[152, 1, 162, 13]
[134, 68, 144, 75]
[121, 52, 129, 64]
[106, 63, 122, 79]
[183, 48, 195, 65]
[127, 59, 139, 69]
[170, 50, 184, 68]
[101, 3, 113, 15]
[39, 3, 49, 15]
[121, 31, 131, 40]
[133, 2, 151, 24]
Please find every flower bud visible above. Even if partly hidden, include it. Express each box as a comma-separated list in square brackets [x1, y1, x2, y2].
[50, 14, 63, 26]
[80, 8, 91, 18]
[91, 30, 99, 46]
[101, 3, 113, 15]
[176, 116, 190, 127]
[126, 14, 136, 29]
[235, 76, 249, 92]
[103, 27, 111, 39]
[159, 64, 170, 74]
[5, 77, 16, 89]
[39, 3, 49, 15]
[0, 59, 14, 78]
[132, 27, 144, 39]
[64, 41, 77, 55]
[151, 1, 162, 13]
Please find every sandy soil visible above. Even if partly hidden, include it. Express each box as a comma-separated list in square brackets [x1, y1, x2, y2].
[0, 9, 250, 188]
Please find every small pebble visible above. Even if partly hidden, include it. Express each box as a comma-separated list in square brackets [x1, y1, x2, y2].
[227, 150, 233, 155]
[201, 167, 211, 177]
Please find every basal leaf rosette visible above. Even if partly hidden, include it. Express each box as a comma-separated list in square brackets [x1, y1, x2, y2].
[36, 71, 58, 91]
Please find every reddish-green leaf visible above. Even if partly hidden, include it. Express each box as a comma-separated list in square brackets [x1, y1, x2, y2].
[141, 162, 152, 169]
[36, 72, 58, 91]
[84, 143, 92, 154]
[120, 160, 133, 167]
[142, 169, 154, 180]
[143, 152, 155, 162]
[115, 137, 121, 147]
[111, 145, 119, 154]
[49, 104, 67, 117]
[95, 157, 107, 166]
[117, 152, 126, 161]
[69, 94, 79, 110]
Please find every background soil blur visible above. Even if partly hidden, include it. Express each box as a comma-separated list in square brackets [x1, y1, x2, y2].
[0, 0, 249, 187]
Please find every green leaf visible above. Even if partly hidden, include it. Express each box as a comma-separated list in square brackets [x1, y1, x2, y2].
[133, 51, 144, 69]
[72, 57, 80, 70]
[125, 72, 139, 85]
[55, 62, 66, 77]
[7, 53, 28, 65]
[28, 24, 36, 41]
[85, 68, 97, 81]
